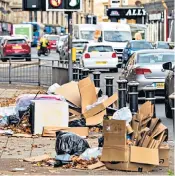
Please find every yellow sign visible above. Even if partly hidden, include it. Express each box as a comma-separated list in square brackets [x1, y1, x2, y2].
[72, 47, 76, 62]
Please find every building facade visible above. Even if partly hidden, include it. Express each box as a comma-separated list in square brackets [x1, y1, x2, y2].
[143, 0, 174, 42]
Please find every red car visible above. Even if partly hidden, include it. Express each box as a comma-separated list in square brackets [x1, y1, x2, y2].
[46, 35, 59, 50]
[0, 37, 31, 62]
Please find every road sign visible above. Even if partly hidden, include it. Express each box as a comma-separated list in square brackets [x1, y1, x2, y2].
[46, 0, 82, 11]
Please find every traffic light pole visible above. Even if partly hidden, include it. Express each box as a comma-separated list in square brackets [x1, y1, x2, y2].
[66, 11, 73, 81]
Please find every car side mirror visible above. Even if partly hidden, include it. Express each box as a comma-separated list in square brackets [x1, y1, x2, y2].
[162, 62, 172, 70]
[78, 51, 82, 54]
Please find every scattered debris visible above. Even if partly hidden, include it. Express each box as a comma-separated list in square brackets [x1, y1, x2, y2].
[23, 155, 51, 163]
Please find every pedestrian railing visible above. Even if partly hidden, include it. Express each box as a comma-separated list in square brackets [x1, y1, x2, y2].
[0, 58, 70, 86]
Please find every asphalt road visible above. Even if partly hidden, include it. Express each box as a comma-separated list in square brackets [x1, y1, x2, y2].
[0, 48, 174, 140]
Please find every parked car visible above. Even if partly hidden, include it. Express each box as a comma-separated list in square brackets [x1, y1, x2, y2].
[81, 43, 118, 72]
[56, 35, 68, 54]
[162, 62, 175, 119]
[120, 49, 175, 99]
[122, 40, 153, 64]
[0, 37, 31, 62]
[44, 35, 59, 50]
[154, 41, 170, 49]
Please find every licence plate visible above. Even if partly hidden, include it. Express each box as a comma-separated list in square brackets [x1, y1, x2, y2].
[13, 46, 22, 49]
[96, 61, 107, 64]
[153, 83, 165, 89]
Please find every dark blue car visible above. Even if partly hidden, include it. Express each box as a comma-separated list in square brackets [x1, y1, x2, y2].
[122, 40, 153, 63]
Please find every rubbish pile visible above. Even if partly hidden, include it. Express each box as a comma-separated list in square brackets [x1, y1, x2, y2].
[0, 77, 170, 172]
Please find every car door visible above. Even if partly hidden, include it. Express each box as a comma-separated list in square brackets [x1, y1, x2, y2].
[168, 66, 175, 96]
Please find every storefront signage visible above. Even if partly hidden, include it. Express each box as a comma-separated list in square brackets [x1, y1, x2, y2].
[149, 13, 163, 21]
[125, 9, 146, 16]
[110, 10, 120, 16]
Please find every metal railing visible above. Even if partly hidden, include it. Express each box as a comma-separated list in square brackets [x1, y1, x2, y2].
[0, 58, 70, 86]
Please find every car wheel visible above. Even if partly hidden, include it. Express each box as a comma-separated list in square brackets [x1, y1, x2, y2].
[165, 98, 173, 119]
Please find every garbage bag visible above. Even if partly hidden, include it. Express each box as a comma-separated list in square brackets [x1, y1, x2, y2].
[0, 116, 9, 127]
[98, 136, 104, 147]
[80, 147, 102, 160]
[47, 83, 60, 94]
[0, 106, 16, 117]
[8, 115, 20, 125]
[112, 107, 132, 126]
[55, 131, 90, 156]
[69, 118, 86, 127]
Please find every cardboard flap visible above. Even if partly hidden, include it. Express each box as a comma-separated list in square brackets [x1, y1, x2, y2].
[55, 81, 81, 107]
[151, 123, 168, 138]
[130, 146, 159, 165]
[78, 77, 97, 113]
[83, 94, 117, 118]
[86, 110, 106, 126]
[137, 101, 152, 121]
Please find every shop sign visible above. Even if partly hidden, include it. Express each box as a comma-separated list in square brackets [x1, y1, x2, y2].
[125, 9, 146, 16]
[149, 13, 162, 21]
[110, 10, 120, 16]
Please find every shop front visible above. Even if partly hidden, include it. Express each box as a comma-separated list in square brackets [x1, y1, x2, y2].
[107, 7, 146, 24]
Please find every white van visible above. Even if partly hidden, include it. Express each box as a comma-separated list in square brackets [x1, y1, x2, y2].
[73, 24, 97, 41]
[94, 22, 132, 66]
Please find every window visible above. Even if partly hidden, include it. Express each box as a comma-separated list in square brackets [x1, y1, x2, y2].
[131, 41, 153, 49]
[7, 39, 26, 44]
[137, 53, 174, 64]
[88, 45, 113, 52]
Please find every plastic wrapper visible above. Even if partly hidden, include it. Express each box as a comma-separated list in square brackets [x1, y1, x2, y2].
[47, 83, 60, 94]
[0, 106, 16, 117]
[112, 107, 132, 126]
[86, 95, 108, 111]
[55, 131, 90, 156]
[80, 147, 102, 160]
[15, 94, 66, 113]
[69, 118, 86, 127]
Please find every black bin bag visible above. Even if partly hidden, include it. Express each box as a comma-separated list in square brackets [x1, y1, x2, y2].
[55, 131, 90, 156]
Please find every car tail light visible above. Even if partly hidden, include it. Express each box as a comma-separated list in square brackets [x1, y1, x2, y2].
[135, 68, 152, 75]
[112, 52, 117, 58]
[84, 53, 90, 59]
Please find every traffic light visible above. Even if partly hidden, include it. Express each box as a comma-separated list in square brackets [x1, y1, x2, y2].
[46, 0, 82, 11]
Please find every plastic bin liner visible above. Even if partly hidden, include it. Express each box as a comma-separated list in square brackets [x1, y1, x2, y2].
[69, 118, 86, 127]
[55, 131, 90, 156]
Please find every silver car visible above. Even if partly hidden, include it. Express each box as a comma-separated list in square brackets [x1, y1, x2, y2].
[120, 49, 175, 99]
[56, 35, 68, 54]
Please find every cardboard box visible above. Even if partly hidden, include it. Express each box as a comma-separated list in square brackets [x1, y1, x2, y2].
[42, 127, 89, 137]
[101, 120, 160, 171]
[83, 93, 117, 118]
[159, 144, 170, 167]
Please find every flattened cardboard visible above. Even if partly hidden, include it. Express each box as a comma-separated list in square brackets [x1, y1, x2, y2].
[105, 162, 155, 172]
[42, 127, 89, 137]
[83, 94, 117, 118]
[149, 118, 160, 133]
[78, 77, 97, 113]
[55, 81, 81, 107]
[151, 123, 167, 138]
[130, 146, 159, 165]
[159, 144, 170, 167]
[88, 161, 105, 170]
[86, 110, 106, 126]
[69, 108, 81, 116]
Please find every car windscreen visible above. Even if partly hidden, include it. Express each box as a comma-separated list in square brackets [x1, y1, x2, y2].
[47, 36, 58, 41]
[7, 39, 26, 44]
[73, 42, 88, 48]
[80, 31, 95, 40]
[104, 31, 131, 42]
[131, 41, 153, 49]
[137, 53, 174, 64]
[157, 42, 169, 49]
[88, 46, 113, 52]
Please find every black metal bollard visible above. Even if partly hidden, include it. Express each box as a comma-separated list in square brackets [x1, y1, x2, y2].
[143, 85, 156, 117]
[169, 93, 175, 131]
[93, 71, 101, 88]
[82, 68, 89, 79]
[117, 79, 127, 109]
[128, 81, 139, 115]
[105, 76, 114, 97]
[73, 67, 79, 81]
[78, 68, 83, 80]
